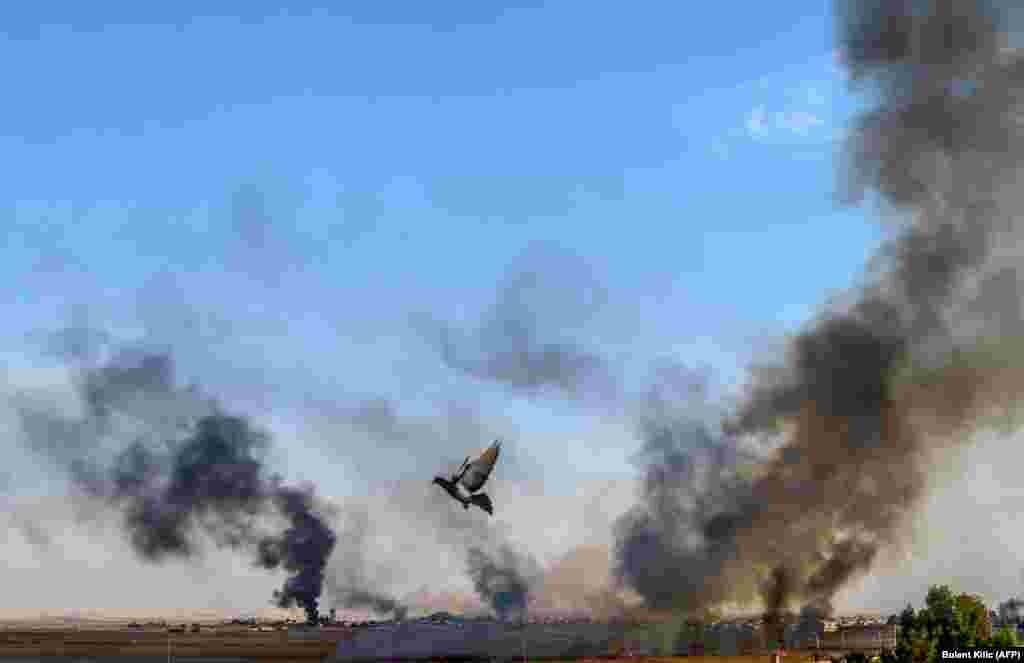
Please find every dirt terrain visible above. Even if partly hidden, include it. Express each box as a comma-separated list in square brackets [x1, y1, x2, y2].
[0, 625, 813, 663]
[0, 626, 335, 661]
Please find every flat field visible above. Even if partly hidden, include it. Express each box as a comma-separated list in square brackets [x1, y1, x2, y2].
[0, 626, 334, 661]
[0, 627, 821, 663]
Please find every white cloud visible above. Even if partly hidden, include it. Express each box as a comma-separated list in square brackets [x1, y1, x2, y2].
[776, 109, 825, 135]
[744, 105, 768, 138]
[709, 52, 846, 158]
[741, 96, 833, 145]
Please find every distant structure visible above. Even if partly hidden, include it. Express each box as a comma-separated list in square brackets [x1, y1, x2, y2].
[820, 624, 898, 652]
[668, 615, 896, 658]
[323, 614, 899, 661]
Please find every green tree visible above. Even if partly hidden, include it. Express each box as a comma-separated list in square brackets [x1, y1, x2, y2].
[895, 604, 920, 663]
[920, 588, 993, 648]
[883, 586, 1010, 663]
[922, 585, 962, 652]
[910, 637, 937, 663]
[880, 648, 899, 663]
[955, 594, 992, 646]
[990, 627, 1017, 648]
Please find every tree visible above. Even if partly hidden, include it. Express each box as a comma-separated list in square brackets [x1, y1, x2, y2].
[893, 604, 925, 663]
[910, 637, 937, 663]
[891, 586, 995, 663]
[922, 585, 962, 652]
[879, 586, 1024, 663]
[955, 594, 992, 646]
[990, 627, 1017, 648]
[898, 604, 916, 633]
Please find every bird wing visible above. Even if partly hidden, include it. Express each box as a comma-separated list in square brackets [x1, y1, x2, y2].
[451, 456, 470, 482]
[458, 440, 501, 493]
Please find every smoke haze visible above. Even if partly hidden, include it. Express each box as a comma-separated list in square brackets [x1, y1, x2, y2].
[466, 544, 542, 622]
[416, 241, 619, 403]
[614, 0, 1024, 620]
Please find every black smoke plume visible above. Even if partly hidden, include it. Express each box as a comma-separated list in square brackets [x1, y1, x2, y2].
[616, 0, 1024, 622]
[257, 486, 338, 624]
[466, 544, 542, 622]
[15, 346, 336, 624]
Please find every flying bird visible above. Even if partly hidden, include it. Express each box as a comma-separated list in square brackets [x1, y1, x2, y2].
[433, 440, 501, 516]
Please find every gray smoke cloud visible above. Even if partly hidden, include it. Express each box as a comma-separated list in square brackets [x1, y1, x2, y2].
[328, 397, 547, 621]
[224, 181, 313, 289]
[0, 472, 53, 548]
[12, 326, 543, 624]
[309, 395, 531, 483]
[416, 241, 618, 402]
[998, 597, 1024, 624]
[466, 544, 543, 622]
[9, 513, 54, 548]
[614, 0, 1024, 621]
[323, 507, 409, 621]
[354, 413, 543, 621]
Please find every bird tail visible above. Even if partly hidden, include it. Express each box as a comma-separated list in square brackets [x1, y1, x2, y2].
[469, 493, 493, 516]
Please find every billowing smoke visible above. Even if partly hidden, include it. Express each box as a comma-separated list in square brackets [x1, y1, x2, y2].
[615, 0, 1024, 621]
[14, 346, 337, 624]
[318, 397, 552, 621]
[256, 485, 337, 623]
[0, 473, 49, 546]
[310, 395, 530, 484]
[416, 241, 618, 402]
[466, 544, 542, 621]
[531, 544, 638, 620]
[12, 0, 1024, 629]
[323, 508, 408, 620]
[998, 598, 1024, 624]
[2, 475, 53, 548]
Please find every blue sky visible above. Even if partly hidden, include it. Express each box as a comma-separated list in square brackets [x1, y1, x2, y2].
[2, 2, 884, 496]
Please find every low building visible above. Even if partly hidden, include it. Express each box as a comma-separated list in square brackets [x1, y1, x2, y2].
[819, 624, 898, 652]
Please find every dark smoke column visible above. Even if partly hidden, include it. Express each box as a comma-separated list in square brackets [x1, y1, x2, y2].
[615, 0, 1024, 623]
[16, 349, 338, 626]
[258, 486, 338, 625]
[110, 414, 339, 625]
[466, 545, 540, 622]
